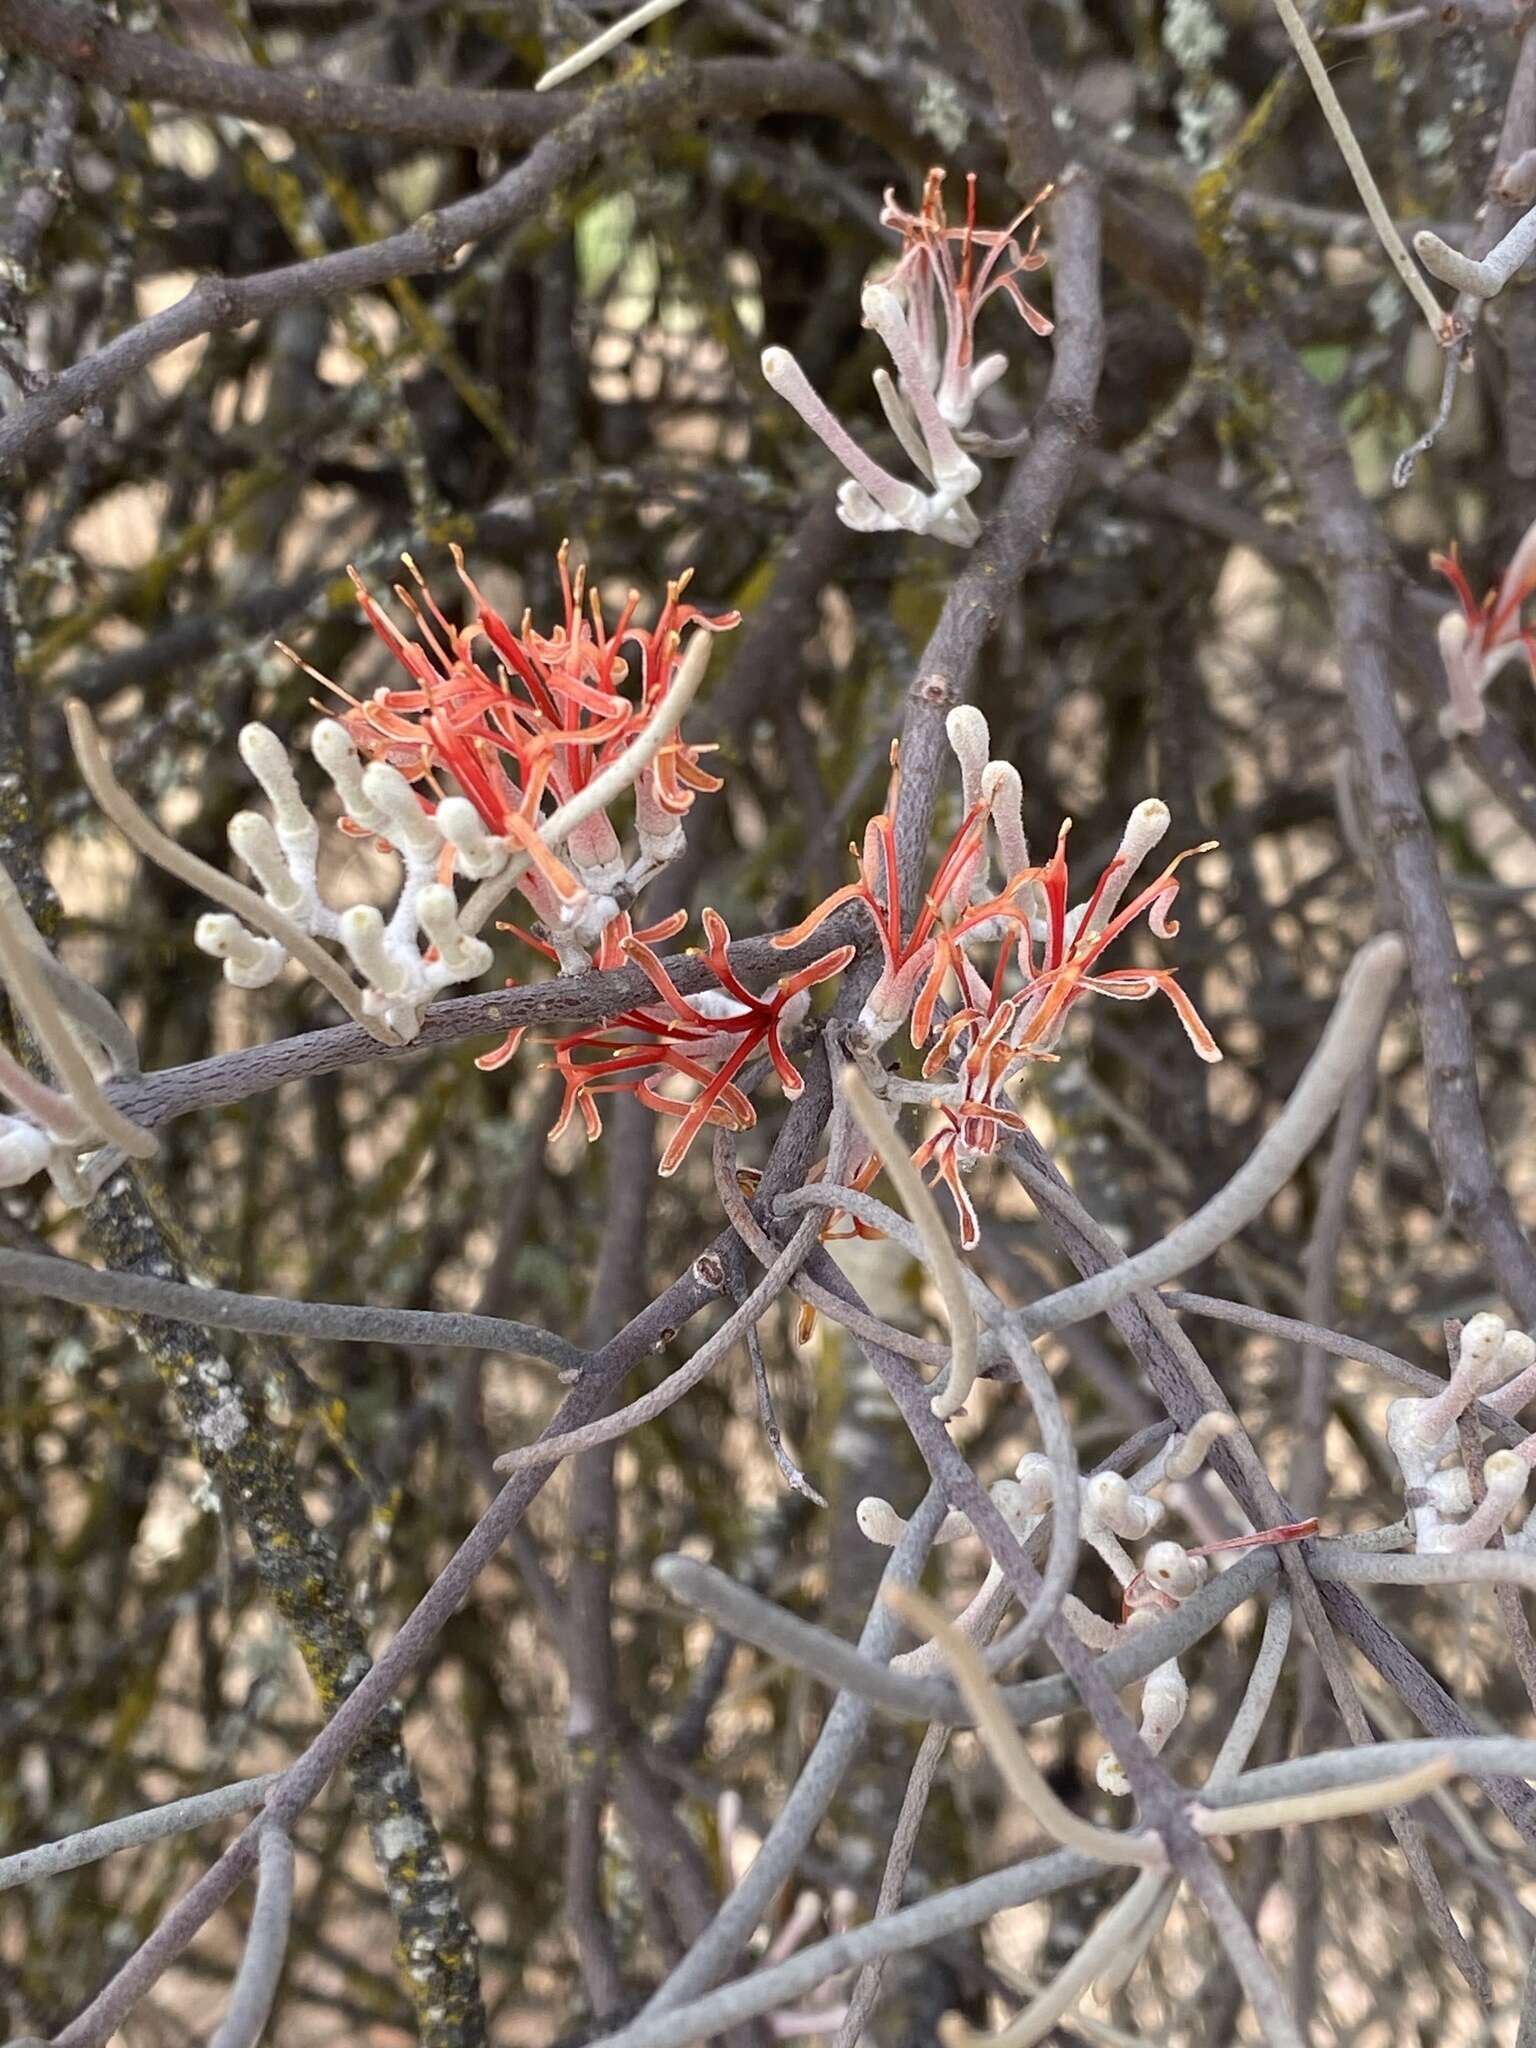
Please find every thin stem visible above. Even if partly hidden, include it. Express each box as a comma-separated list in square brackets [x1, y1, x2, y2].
[837, 1062, 980, 1418]
[1195, 1756, 1455, 1837]
[209, 1823, 295, 2048]
[882, 1583, 1166, 1869]
[0, 1776, 276, 1892]
[0, 1245, 589, 1375]
[1003, 935, 1405, 1338]
[492, 1212, 820, 1469]
[1267, 0, 1450, 339]
[0, 860, 155, 1156]
[535, 0, 690, 90]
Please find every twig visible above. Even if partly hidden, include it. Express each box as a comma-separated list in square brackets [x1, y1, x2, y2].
[1266, 0, 1451, 341]
[0, 1245, 589, 1374]
[836, 1063, 979, 1419]
[536, 0, 691, 91]
[66, 699, 393, 1042]
[209, 1824, 296, 2048]
[1002, 935, 1406, 1338]
[0, 1776, 277, 1892]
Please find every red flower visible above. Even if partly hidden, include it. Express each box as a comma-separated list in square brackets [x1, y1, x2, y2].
[1007, 818, 1222, 1064]
[768, 744, 1024, 1048]
[544, 911, 854, 1177]
[1432, 520, 1536, 734]
[288, 543, 738, 926]
[879, 167, 1054, 428]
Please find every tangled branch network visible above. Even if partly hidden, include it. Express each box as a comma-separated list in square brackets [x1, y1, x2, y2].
[9, 5, 1536, 2039]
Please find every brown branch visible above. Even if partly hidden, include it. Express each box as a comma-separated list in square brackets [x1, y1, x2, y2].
[0, 0, 882, 156]
[0, 52, 890, 469]
[1252, 326, 1536, 1326]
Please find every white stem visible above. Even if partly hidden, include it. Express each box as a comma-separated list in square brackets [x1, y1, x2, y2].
[534, 0, 688, 90]
[1268, 0, 1449, 340]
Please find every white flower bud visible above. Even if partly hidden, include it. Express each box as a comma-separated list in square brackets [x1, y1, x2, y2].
[1080, 799, 1171, 940]
[1086, 1469, 1162, 1541]
[433, 796, 507, 881]
[1139, 1658, 1189, 1757]
[1012, 1452, 1058, 1514]
[416, 884, 493, 981]
[1459, 1312, 1511, 1391]
[361, 762, 445, 866]
[194, 912, 287, 990]
[945, 707, 991, 810]
[1431, 1449, 1530, 1552]
[855, 1496, 970, 1547]
[228, 812, 305, 916]
[337, 904, 412, 997]
[311, 719, 385, 833]
[980, 761, 1028, 878]
[238, 724, 309, 833]
[0, 1115, 53, 1186]
[1140, 1542, 1208, 1602]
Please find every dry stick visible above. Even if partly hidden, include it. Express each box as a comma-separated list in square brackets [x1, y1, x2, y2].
[721, 1190, 1303, 2048]
[209, 1824, 295, 2048]
[0, 1244, 589, 1375]
[0, 860, 155, 1155]
[1255, 328, 1536, 1327]
[833, 1720, 953, 2047]
[65, 699, 392, 1043]
[0, 54, 884, 468]
[837, 1063, 979, 1419]
[1165, 1292, 1485, 1401]
[638, 1490, 955, 2026]
[492, 1211, 820, 1469]
[0, 1776, 276, 1891]
[882, 1585, 1165, 1870]
[728, 1136, 1083, 1663]
[553, 1848, 1106, 2048]
[652, 1536, 1278, 1730]
[1000, 933, 1405, 1339]
[1007, 1136, 1496, 1997]
[1266, 0, 1450, 339]
[1195, 1757, 1458, 1839]
[1209, 1593, 1295, 1788]
[44, 1082, 829, 2048]
[1200, 1734, 1536, 1806]
[962, 1867, 1166, 2048]
[99, 919, 863, 1136]
[0, 0, 876, 151]
[460, 625, 714, 935]
[535, 0, 690, 90]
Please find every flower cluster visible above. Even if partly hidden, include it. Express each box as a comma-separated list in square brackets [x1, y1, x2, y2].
[1432, 516, 1536, 735]
[762, 168, 1053, 547]
[1387, 1312, 1536, 1552]
[778, 707, 1220, 1245]
[193, 546, 738, 1040]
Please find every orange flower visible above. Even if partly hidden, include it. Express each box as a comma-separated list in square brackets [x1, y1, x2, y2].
[544, 911, 853, 1177]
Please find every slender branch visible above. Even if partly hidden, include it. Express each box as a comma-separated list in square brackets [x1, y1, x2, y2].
[209, 1824, 296, 2048]
[0, 1245, 590, 1374]
[0, 1776, 276, 1892]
